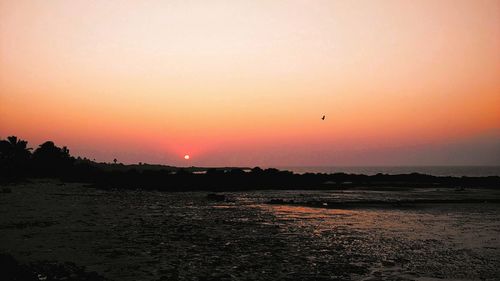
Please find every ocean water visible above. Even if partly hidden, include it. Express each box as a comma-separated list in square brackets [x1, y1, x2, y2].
[277, 166, 500, 177]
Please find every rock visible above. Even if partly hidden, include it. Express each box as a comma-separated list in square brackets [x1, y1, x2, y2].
[268, 199, 285, 204]
[206, 193, 226, 202]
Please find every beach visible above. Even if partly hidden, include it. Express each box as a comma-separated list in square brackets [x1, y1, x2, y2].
[1, 181, 499, 280]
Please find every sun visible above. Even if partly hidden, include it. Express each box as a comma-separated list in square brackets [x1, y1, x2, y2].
[184, 154, 190, 160]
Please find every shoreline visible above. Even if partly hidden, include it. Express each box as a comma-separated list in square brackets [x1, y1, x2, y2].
[3, 170, 500, 192]
[266, 198, 500, 210]
[2, 182, 500, 280]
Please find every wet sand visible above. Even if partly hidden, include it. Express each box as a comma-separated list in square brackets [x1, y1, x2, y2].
[1, 181, 499, 280]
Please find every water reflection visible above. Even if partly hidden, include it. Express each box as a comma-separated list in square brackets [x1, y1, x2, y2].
[257, 203, 500, 280]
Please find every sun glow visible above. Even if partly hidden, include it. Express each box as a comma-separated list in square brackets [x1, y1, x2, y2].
[0, 0, 498, 166]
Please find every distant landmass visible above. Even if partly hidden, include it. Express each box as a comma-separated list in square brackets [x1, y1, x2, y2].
[1, 136, 499, 191]
[278, 166, 500, 177]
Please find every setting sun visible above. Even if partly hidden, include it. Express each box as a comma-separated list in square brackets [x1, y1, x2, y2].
[184, 155, 190, 160]
[0, 0, 498, 167]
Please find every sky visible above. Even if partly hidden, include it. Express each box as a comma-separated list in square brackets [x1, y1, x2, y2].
[1, 0, 499, 166]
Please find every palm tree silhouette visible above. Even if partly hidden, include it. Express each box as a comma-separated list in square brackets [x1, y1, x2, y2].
[0, 136, 31, 161]
[0, 136, 32, 177]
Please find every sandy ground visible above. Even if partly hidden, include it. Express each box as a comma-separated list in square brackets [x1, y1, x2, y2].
[1, 180, 499, 280]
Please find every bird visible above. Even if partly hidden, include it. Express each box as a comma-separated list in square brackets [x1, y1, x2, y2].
[321, 115, 325, 120]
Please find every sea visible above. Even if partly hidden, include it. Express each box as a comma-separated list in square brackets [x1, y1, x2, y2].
[277, 166, 500, 177]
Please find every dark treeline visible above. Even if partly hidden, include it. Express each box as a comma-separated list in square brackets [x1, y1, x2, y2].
[1, 136, 499, 191]
[0, 136, 75, 179]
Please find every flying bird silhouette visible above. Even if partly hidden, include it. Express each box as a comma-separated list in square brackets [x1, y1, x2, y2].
[321, 115, 325, 120]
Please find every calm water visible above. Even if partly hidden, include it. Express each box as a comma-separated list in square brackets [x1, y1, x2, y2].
[278, 166, 500, 177]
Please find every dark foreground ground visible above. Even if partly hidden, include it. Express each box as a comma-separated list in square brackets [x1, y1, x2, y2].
[1, 180, 500, 281]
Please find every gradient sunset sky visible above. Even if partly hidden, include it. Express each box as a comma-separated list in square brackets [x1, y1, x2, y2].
[1, 0, 499, 166]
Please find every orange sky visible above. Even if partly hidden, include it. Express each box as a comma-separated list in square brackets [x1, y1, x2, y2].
[1, 0, 499, 166]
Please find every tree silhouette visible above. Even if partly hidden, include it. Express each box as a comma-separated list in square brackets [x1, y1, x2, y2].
[0, 136, 31, 160]
[0, 136, 32, 177]
[32, 141, 74, 176]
